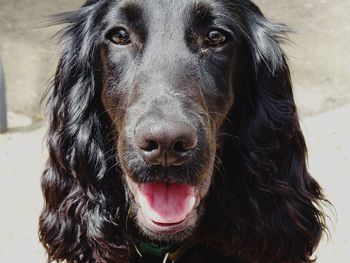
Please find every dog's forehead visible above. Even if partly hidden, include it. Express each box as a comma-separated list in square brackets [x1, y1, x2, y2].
[118, 0, 213, 10]
[116, 0, 215, 24]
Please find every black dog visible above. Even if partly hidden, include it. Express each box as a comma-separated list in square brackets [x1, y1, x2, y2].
[39, 0, 327, 262]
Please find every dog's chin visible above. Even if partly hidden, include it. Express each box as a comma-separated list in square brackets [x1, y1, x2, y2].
[125, 174, 212, 242]
[135, 200, 200, 243]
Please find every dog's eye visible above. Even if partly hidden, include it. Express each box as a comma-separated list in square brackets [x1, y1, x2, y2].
[108, 29, 131, 45]
[205, 30, 227, 47]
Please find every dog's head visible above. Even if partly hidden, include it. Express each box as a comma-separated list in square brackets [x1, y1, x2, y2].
[98, 0, 290, 241]
[40, 0, 326, 262]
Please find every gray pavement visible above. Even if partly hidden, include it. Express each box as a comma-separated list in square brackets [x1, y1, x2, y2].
[0, 113, 46, 262]
[0, 105, 349, 262]
[303, 104, 350, 262]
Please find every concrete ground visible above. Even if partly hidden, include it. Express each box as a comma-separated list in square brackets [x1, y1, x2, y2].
[0, 0, 349, 262]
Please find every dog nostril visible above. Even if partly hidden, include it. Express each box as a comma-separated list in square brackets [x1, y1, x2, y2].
[143, 140, 159, 152]
[173, 140, 187, 153]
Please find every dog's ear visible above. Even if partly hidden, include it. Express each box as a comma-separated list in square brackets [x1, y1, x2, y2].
[219, 4, 327, 262]
[39, 3, 128, 262]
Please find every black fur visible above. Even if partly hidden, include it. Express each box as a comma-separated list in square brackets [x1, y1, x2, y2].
[39, 1, 327, 262]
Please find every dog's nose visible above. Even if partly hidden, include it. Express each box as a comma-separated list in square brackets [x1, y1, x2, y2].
[135, 120, 197, 166]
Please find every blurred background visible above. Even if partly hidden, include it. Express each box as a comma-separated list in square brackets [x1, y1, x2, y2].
[0, 0, 349, 262]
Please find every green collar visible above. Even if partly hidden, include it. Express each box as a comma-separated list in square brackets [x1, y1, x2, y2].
[135, 240, 178, 258]
[126, 205, 179, 259]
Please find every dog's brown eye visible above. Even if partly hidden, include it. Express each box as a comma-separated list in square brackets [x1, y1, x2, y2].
[205, 30, 227, 47]
[109, 29, 131, 45]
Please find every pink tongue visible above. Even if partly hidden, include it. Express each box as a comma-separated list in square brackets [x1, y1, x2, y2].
[138, 183, 196, 224]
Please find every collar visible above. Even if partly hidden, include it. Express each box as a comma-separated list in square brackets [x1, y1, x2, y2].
[135, 240, 179, 259]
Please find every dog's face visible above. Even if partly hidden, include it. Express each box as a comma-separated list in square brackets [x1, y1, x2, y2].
[101, 0, 237, 241]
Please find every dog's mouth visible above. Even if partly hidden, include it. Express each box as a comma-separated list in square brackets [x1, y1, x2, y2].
[125, 175, 211, 237]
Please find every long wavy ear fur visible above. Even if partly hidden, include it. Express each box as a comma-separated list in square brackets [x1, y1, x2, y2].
[212, 2, 327, 263]
[39, 2, 129, 262]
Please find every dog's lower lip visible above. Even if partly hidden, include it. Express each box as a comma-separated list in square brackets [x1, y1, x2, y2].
[152, 219, 186, 227]
[139, 208, 196, 234]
